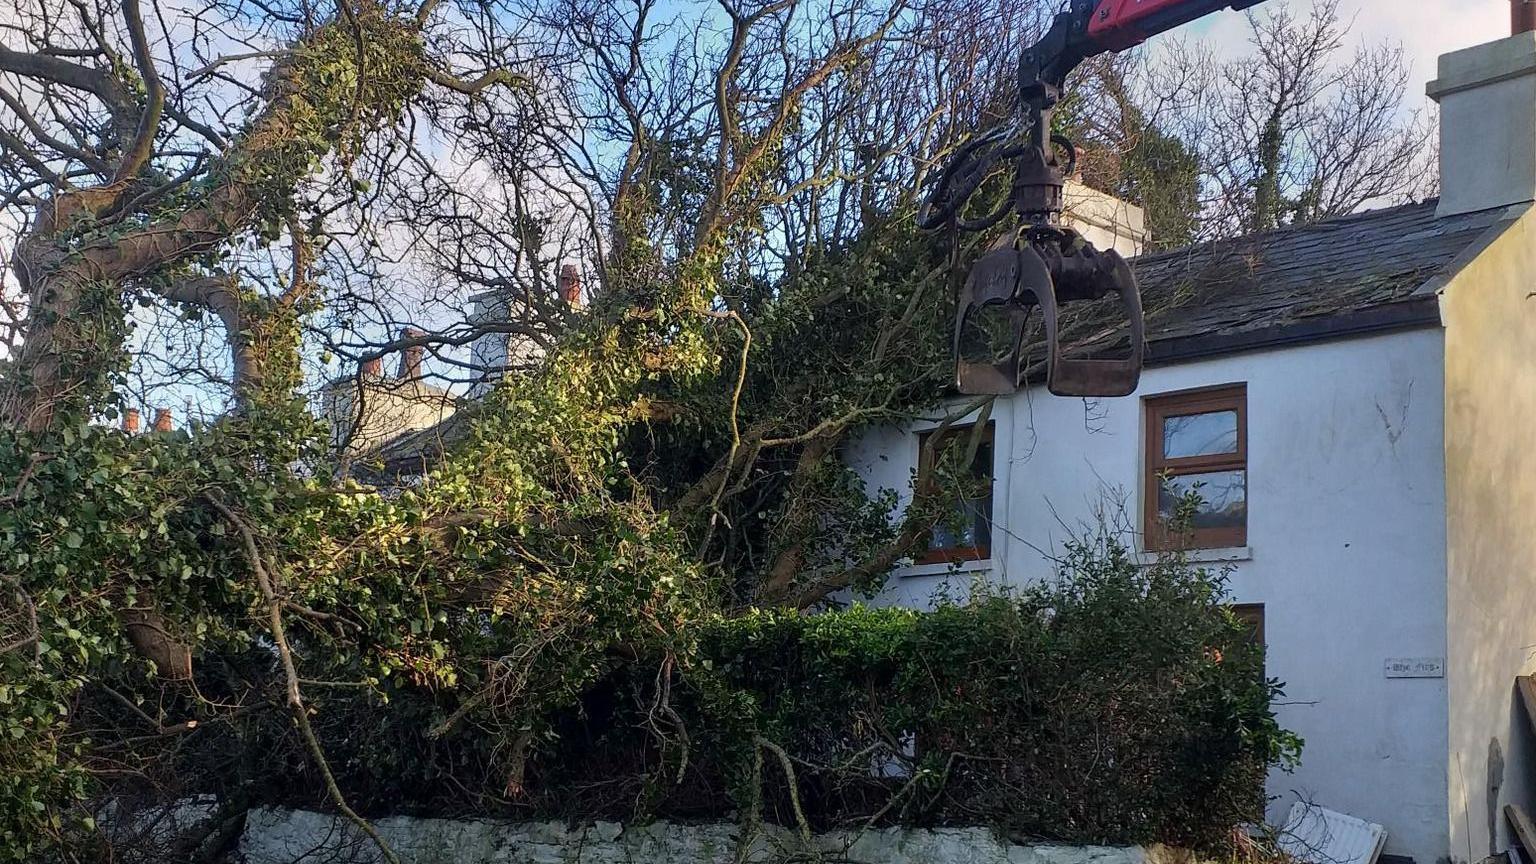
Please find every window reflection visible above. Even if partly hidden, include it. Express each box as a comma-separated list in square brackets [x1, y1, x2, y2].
[921, 427, 994, 561]
[1158, 470, 1247, 530]
[1163, 411, 1239, 459]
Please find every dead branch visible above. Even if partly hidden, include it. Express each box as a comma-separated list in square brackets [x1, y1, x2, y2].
[698, 309, 751, 558]
[757, 736, 815, 848]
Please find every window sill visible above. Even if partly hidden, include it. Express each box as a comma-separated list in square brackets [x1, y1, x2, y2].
[1133, 546, 1252, 567]
[897, 557, 994, 579]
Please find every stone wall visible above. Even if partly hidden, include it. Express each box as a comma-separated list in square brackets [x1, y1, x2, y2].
[239, 808, 1187, 864]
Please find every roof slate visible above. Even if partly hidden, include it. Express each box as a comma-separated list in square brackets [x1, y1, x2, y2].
[1128, 199, 1504, 349]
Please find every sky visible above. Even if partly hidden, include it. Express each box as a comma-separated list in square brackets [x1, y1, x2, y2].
[1154, 0, 1513, 112]
[0, 0, 1521, 401]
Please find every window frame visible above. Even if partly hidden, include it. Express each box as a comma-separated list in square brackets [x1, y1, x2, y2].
[1143, 384, 1248, 551]
[1230, 603, 1265, 649]
[915, 421, 995, 566]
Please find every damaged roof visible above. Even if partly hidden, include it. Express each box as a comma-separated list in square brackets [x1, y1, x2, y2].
[364, 199, 1511, 476]
[362, 403, 479, 479]
[1122, 198, 1508, 362]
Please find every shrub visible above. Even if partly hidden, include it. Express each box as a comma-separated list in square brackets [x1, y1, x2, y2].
[89, 529, 1297, 854]
[689, 531, 1301, 849]
[201, 525, 1296, 848]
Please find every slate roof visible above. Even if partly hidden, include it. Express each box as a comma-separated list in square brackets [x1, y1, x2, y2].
[364, 199, 1512, 476]
[1105, 199, 1507, 362]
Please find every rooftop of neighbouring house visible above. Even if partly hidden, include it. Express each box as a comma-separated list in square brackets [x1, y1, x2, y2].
[359, 198, 1515, 478]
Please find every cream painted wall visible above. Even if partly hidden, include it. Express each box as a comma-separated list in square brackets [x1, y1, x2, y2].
[845, 329, 1451, 863]
[321, 379, 457, 455]
[1062, 181, 1149, 258]
[1439, 202, 1536, 864]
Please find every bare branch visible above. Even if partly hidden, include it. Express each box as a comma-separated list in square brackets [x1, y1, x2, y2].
[111, 0, 167, 183]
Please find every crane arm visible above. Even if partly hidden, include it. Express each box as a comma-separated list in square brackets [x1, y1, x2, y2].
[1086, 0, 1271, 52]
[924, 0, 1273, 398]
[1026, 0, 1270, 101]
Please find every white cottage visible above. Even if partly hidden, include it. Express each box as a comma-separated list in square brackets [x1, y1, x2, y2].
[845, 29, 1536, 864]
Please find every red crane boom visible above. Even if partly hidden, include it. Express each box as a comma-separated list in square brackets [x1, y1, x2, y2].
[1088, 0, 1269, 52]
[920, 0, 1272, 398]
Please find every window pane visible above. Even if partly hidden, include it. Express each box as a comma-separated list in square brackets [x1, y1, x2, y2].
[1163, 410, 1239, 459]
[1157, 470, 1246, 530]
[971, 439, 994, 482]
[1230, 604, 1265, 647]
[929, 438, 993, 554]
[930, 493, 992, 551]
[931, 511, 975, 550]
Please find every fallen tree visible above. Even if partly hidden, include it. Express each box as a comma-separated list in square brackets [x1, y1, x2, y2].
[0, 0, 1300, 859]
[82, 531, 1302, 859]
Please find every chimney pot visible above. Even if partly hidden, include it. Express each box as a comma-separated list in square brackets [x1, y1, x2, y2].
[1517, 0, 1536, 35]
[153, 408, 172, 433]
[559, 264, 583, 308]
[398, 328, 425, 381]
[122, 408, 141, 434]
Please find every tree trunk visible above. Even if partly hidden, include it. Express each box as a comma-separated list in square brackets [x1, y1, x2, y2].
[1, 11, 430, 432]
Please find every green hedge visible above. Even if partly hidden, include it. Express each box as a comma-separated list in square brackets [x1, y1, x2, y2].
[689, 538, 1299, 848]
[120, 534, 1299, 853]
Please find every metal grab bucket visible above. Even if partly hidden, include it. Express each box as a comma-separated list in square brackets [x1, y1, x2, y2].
[953, 232, 1144, 398]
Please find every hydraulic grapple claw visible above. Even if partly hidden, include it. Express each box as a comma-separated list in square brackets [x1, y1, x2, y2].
[1039, 240, 1144, 398]
[953, 233, 1145, 398]
[926, 0, 1263, 402]
[953, 245, 1051, 395]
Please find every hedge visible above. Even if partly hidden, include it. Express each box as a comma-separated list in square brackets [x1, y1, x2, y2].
[148, 534, 1296, 854]
[686, 539, 1299, 848]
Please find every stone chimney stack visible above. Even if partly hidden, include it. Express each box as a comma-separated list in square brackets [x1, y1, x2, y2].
[1062, 182, 1149, 258]
[559, 264, 583, 309]
[1428, 22, 1536, 217]
[398, 329, 425, 381]
[361, 356, 383, 380]
[152, 408, 173, 433]
[122, 408, 140, 434]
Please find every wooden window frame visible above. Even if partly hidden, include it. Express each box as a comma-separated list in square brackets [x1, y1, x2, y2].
[915, 421, 995, 565]
[1230, 603, 1265, 649]
[1143, 384, 1247, 551]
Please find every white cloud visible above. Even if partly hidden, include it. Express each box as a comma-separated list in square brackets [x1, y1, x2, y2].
[1349, 0, 1508, 97]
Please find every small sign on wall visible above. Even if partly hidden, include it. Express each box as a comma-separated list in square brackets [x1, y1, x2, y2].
[1384, 657, 1445, 679]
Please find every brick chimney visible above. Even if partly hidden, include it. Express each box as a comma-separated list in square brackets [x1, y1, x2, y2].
[1428, 13, 1536, 216]
[152, 408, 173, 432]
[361, 356, 383, 380]
[398, 328, 425, 381]
[559, 264, 583, 309]
[122, 408, 140, 434]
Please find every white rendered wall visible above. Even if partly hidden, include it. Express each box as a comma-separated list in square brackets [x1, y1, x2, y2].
[845, 329, 1450, 863]
[1429, 33, 1536, 218]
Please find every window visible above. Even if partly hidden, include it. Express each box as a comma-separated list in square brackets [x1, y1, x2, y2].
[1144, 384, 1247, 550]
[1227, 603, 1266, 680]
[1230, 604, 1265, 649]
[917, 422, 994, 564]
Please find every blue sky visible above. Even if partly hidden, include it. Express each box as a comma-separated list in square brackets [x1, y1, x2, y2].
[1153, 0, 1511, 112]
